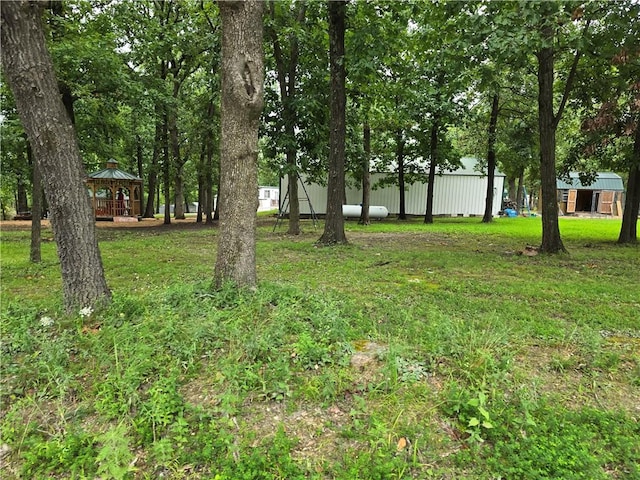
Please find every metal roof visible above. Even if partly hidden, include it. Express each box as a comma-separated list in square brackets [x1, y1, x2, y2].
[88, 168, 141, 181]
[377, 157, 506, 177]
[88, 159, 141, 181]
[437, 157, 506, 177]
[557, 172, 624, 191]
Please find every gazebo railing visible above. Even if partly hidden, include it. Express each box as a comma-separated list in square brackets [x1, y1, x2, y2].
[93, 198, 137, 217]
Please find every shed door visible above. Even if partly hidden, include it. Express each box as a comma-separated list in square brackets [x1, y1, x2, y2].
[598, 190, 615, 214]
[566, 189, 577, 213]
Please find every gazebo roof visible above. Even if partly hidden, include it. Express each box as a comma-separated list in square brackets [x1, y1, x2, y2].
[88, 159, 141, 181]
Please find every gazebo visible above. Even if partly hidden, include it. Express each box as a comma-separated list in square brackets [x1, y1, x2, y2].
[86, 159, 143, 220]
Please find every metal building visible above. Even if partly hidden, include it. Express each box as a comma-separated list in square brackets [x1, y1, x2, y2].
[282, 157, 506, 218]
[557, 172, 625, 216]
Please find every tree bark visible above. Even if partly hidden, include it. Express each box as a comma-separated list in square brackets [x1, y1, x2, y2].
[618, 122, 640, 244]
[516, 171, 525, 213]
[162, 115, 171, 225]
[204, 97, 216, 225]
[318, 0, 348, 245]
[535, 7, 585, 253]
[482, 94, 499, 223]
[168, 77, 186, 220]
[396, 129, 406, 221]
[424, 121, 439, 224]
[16, 147, 29, 213]
[206, 125, 215, 224]
[196, 142, 206, 223]
[135, 133, 145, 214]
[144, 109, 162, 218]
[359, 121, 371, 225]
[29, 144, 42, 263]
[214, 0, 264, 288]
[507, 177, 517, 203]
[1, 0, 110, 311]
[536, 32, 567, 253]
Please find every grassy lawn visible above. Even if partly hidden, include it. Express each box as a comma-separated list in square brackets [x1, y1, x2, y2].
[1, 216, 639, 479]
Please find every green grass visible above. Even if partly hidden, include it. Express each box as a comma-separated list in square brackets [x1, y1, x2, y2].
[1, 217, 639, 479]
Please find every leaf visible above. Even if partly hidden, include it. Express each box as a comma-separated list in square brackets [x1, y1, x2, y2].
[468, 417, 480, 427]
[396, 436, 409, 451]
[478, 406, 491, 420]
[482, 421, 494, 429]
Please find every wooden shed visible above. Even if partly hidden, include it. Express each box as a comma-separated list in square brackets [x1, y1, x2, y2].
[557, 172, 625, 216]
[281, 157, 505, 218]
[86, 160, 143, 221]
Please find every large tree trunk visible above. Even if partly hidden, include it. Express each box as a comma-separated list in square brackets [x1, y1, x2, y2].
[424, 122, 439, 224]
[535, 7, 584, 253]
[507, 177, 517, 203]
[318, 0, 348, 245]
[173, 170, 186, 219]
[1, 0, 110, 311]
[536, 39, 566, 253]
[359, 121, 371, 225]
[214, 0, 264, 289]
[618, 123, 640, 244]
[482, 94, 499, 223]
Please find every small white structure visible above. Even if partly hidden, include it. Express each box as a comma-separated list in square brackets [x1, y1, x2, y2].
[259, 186, 279, 212]
[282, 157, 505, 217]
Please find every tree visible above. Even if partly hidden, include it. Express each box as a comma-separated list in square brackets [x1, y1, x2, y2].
[359, 120, 371, 225]
[214, 0, 264, 289]
[352, 2, 418, 222]
[533, 2, 591, 253]
[1, 0, 111, 312]
[620, 126, 640, 243]
[563, 2, 640, 244]
[346, 1, 404, 225]
[536, 11, 568, 253]
[482, 94, 500, 223]
[267, 0, 307, 235]
[318, 0, 348, 245]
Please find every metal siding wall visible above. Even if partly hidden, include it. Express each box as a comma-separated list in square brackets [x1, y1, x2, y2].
[281, 175, 327, 214]
[284, 173, 505, 216]
[406, 181, 428, 215]
[345, 188, 361, 205]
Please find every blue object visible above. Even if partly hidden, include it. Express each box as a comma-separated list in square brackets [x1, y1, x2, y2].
[504, 208, 517, 217]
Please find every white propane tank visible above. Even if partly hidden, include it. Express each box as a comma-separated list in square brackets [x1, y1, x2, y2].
[342, 205, 389, 219]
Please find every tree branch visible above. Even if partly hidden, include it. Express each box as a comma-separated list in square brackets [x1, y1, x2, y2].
[554, 18, 592, 129]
